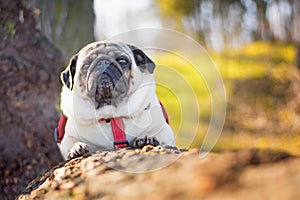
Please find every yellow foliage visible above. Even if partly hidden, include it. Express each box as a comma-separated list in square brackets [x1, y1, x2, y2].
[155, 0, 193, 17]
[242, 42, 296, 63]
[153, 41, 298, 153]
[155, 0, 193, 30]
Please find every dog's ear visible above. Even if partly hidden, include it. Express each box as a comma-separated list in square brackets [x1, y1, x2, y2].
[128, 45, 155, 73]
[61, 55, 77, 90]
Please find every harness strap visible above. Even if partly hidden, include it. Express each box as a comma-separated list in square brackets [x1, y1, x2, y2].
[54, 114, 67, 144]
[54, 101, 169, 148]
[110, 117, 129, 149]
[160, 101, 169, 124]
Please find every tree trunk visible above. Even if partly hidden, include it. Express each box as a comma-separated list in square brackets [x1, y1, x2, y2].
[28, 0, 95, 61]
[0, 0, 64, 199]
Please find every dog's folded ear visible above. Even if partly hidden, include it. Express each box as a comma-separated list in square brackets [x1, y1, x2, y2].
[61, 55, 78, 90]
[128, 45, 155, 73]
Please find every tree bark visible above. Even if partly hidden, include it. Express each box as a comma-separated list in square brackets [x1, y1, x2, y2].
[0, 0, 64, 199]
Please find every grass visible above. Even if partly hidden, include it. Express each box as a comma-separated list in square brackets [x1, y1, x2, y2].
[153, 52, 212, 149]
[153, 41, 299, 154]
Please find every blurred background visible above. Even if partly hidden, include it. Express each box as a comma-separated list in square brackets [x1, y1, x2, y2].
[29, 0, 300, 154]
[29, 0, 300, 56]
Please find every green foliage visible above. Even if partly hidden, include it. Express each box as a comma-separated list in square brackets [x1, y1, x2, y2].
[6, 21, 15, 36]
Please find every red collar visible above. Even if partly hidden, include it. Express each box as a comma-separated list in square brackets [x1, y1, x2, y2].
[54, 101, 169, 149]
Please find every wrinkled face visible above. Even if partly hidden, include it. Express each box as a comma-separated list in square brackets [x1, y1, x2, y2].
[79, 43, 132, 108]
[61, 42, 156, 109]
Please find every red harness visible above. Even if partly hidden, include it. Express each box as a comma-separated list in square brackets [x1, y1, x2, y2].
[54, 101, 169, 149]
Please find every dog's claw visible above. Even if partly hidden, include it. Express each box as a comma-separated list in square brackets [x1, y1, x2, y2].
[133, 136, 160, 149]
[67, 142, 89, 159]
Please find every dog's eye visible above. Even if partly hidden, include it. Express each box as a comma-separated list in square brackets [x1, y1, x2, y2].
[118, 58, 127, 65]
[117, 57, 130, 68]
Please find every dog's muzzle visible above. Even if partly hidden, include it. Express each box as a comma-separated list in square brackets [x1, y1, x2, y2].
[86, 58, 129, 108]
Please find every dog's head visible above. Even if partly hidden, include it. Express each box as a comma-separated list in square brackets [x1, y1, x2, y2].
[61, 41, 155, 109]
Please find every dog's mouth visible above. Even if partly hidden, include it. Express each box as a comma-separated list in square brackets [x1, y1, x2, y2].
[95, 74, 114, 107]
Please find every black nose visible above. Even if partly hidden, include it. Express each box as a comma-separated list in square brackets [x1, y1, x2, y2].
[98, 61, 122, 83]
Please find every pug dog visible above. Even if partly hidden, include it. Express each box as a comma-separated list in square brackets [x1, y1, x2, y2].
[58, 41, 176, 159]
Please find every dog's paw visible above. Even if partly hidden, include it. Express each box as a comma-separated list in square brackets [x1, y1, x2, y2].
[67, 142, 89, 159]
[133, 136, 160, 149]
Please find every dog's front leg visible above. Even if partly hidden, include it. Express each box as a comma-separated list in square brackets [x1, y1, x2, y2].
[133, 136, 160, 148]
[60, 136, 89, 160]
